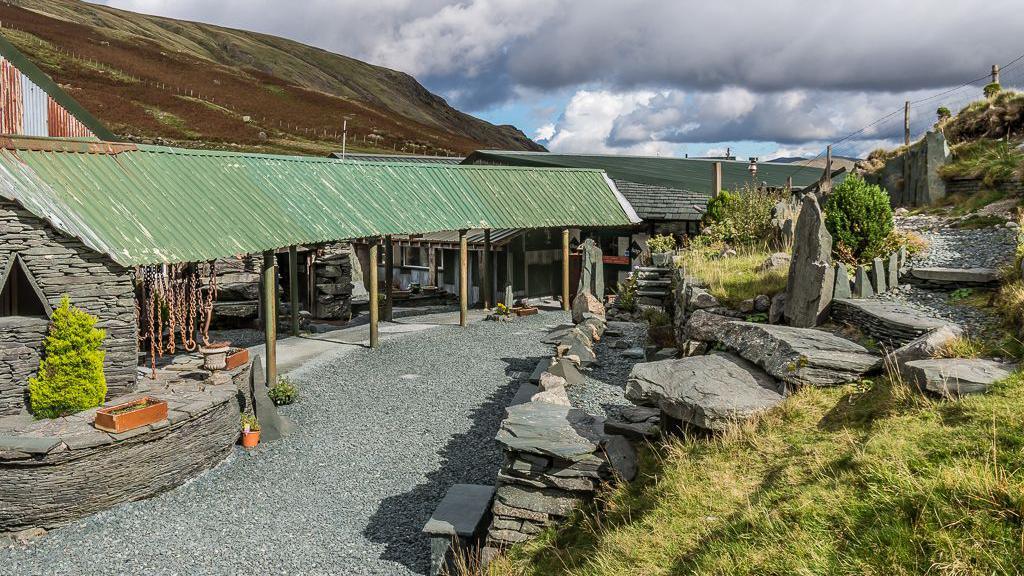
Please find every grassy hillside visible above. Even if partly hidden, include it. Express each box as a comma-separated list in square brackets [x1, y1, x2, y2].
[490, 372, 1024, 575]
[2, 0, 543, 155]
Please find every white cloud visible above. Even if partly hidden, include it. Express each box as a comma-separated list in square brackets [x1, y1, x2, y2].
[533, 123, 556, 142]
[544, 90, 677, 155]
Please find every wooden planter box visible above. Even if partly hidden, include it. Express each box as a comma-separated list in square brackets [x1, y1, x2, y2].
[224, 348, 250, 371]
[94, 397, 168, 434]
[513, 306, 539, 317]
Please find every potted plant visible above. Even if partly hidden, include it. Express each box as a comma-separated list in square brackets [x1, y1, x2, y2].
[200, 340, 231, 370]
[94, 397, 169, 433]
[269, 376, 298, 406]
[647, 234, 677, 267]
[224, 347, 250, 371]
[240, 413, 260, 448]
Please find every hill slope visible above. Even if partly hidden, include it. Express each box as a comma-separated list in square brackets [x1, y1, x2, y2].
[1, 0, 543, 155]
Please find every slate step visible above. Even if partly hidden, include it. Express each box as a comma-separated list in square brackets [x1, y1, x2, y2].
[908, 267, 1000, 287]
[904, 358, 1017, 398]
[636, 279, 671, 287]
[831, 298, 951, 346]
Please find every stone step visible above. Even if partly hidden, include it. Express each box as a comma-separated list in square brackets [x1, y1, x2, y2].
[904, 358, 1017, 399]
[635, 290, 670, 297]
[636, 267, 671, 273]
[831, 298, 951, 346]
[907, 267, 1000, 287]
[636, 279, 671, 287]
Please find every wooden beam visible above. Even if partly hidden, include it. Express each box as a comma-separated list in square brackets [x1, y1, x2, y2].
[383, 235, 394, 322]
[562, 229, 570, 311]
[369, 240, 380, 348]
[262, 250, 278, 386]
[289, 245, 300, 337]
[483, 229, 492, 309]
[459, 229, 468, 327]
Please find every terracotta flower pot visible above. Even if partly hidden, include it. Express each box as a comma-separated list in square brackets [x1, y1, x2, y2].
[241, 430, 260, 449]
[224, 348, 250, 371]
[94, 397, 168, 433]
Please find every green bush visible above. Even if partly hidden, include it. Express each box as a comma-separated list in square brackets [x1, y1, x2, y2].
[269, 376, 298, 406]
[824, 174, 894, 263]
[936, 106, 951, 121]
[699, 185, 783, 247]
[28, 296, 107, 419]
[984, 82, 1002, 99]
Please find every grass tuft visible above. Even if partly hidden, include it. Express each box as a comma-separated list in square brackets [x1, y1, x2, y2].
[678, 248, 788, 307]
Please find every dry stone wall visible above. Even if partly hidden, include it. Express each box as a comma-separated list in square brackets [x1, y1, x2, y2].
[0, 201, 137, 415]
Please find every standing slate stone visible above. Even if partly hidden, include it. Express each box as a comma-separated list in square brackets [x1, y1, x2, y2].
[576, 238, 604, 299]
[887, 253, 899, 289]
[833, 263, 852, 299]
[898, 245, 908, 269]
[854, 265, 874, 298]
[248, 354, 292, 442]
[871, 257, 887, 293]
[783, 193, 834, 327]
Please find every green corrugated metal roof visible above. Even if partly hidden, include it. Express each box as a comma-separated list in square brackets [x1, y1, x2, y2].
[0, 137, 638, 266]
[0, 34, 117, 141]
[464, 151, 841, 194]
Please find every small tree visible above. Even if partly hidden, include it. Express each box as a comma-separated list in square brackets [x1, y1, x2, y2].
[936, 106, 951, 122]
[825, 174, 894, 263]
[28, 296, 107, 418]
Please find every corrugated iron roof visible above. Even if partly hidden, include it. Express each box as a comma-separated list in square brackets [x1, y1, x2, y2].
[0, 137, 639, 266]
[464, 150, 841, 195]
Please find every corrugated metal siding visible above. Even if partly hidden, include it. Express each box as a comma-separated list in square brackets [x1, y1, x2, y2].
[21, 72, 48, 137]
[0, 58, 22, 134]
[0, 56, 95, 138]
[47, 97, 93, 138]
[0, 138, 638, 266]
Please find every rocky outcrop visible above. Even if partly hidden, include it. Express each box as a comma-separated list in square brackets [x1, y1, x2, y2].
[625, 353, 784, 431]
[686, 315, 880, 386]
[904, 358, 1016, 398]
[783, 194, 834, 327]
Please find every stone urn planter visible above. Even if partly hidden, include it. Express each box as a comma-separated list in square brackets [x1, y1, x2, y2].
[224, 347, 250, 371]
[94, 397, 168, 433]
[651, 252, 673, 267]
[200, 341, 231, 371]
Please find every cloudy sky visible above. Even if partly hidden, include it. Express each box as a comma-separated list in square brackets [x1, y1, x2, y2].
[95, 0, 1024, 159]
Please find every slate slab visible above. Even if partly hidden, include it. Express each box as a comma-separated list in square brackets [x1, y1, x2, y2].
[904, 358, 1017, 398]
[909, 267, 1000, 285]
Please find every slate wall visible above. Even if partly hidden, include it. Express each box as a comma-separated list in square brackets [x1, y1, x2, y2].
[0, 200, 137, 415]
[866, 130, 951, 207]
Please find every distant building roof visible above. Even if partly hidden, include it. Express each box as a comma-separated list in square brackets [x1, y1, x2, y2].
[0, 137, 638, 266]
[0, 34, 115, 140]
[464, 150, 839, 222]
[329, 152, 464, 165]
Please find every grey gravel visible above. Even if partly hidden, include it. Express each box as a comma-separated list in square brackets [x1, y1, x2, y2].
[874, 285, 998, 335]
[898, 215, 1017, 270]
[2, 311, 557, 575]
[566, 322, 647, 419]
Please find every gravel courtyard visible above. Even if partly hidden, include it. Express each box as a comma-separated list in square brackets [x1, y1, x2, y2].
[2, 311, 561, 575]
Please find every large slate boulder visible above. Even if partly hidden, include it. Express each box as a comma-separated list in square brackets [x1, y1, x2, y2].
[688, 319, 880, 386]
[571, 291, 605, 324]
[885, 324, 964, 372]
[625, 353, 785, 431]
[904, 358, 1016, 398]
[685, 309, 734, 341]
[783, 193, 834, 327]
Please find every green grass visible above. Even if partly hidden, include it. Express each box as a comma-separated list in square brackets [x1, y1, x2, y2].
[679, 249, 788, 307]
[939, 139, 1024, 188]
[489, 372, 1024, 576]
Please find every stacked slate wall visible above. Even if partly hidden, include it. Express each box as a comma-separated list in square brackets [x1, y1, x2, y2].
[314, 243, 354, 319]
[0, 200, 137, 415]
[865, 130, 951, 207]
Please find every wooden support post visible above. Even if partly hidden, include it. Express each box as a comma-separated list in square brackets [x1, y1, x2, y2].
[459, 229, 469, 327]
[562, 229, 570, 311]
[483, 229, 492, 309]
[823, 145, 833, 193]
[383, 235, 394, 322]
[289, 245, 300, 337]
[428, 244, 438, 287]
[711, 161, 722, 197]
[369, 240, 380, 349]
[521, 233, 529, 302]
[904, 100, 911, 146]
[262, 250, 278, 386]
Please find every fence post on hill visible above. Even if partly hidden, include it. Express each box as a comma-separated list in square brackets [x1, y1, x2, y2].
[904, 101, 911, 146]
[992, 64, 1001, 85]
[711, 162, 722, 197]
[822, 145, 833, 195]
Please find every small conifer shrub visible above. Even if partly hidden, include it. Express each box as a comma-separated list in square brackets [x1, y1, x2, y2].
[28, 296, 107, 418]
[824, 174, 894, 263]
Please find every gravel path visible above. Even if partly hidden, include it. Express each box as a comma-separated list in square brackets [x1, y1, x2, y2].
[2, 312, 560, 576]
[897, 215, 1018, 269]
[567, 321, 647, 418]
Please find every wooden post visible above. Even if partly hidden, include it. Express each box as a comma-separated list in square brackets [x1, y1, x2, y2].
[383, 235, 394, 322]
[262, 250, 278, 386]
[785, 175, 793, 192]
[483, 229, 492, 309]
[459, 229, 469, 327]
[289, 245, 300, 337]
[428, 244, 438, 287]
[562, 229, 570, 311]
[521, 233, 529, 301]
[369, 240, 380, 349]
[904, 100, 911, 146]
[711, 161, 722, 197]
[823, 145, 833, 193]
[992, 63, 1001, 85]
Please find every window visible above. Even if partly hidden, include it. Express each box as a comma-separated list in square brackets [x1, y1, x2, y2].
[0, 255, 50, 318]
[401, 246, 442, 270]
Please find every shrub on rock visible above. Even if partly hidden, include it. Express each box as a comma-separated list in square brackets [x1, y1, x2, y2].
[824, 174, 893, 263]
[28, 296, 107, 419]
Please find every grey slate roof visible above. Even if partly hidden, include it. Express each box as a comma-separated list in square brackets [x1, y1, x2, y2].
[612, 179, 710, 221]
